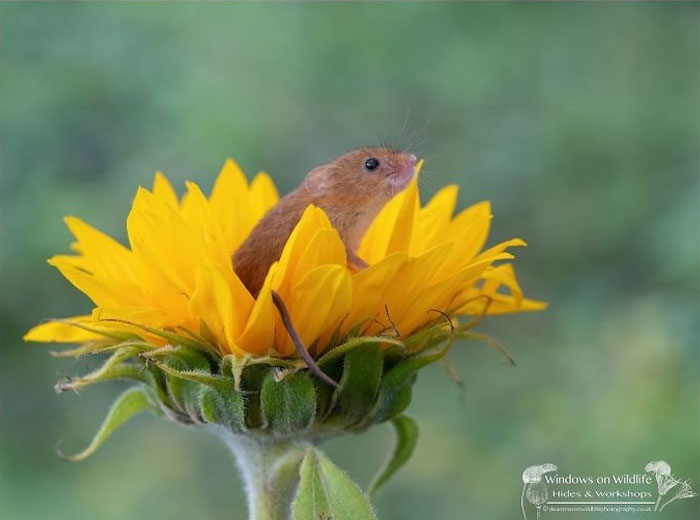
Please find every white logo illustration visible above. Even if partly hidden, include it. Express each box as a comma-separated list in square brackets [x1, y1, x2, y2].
[645, 460, 698, 511]
[521, 463, 558, 520]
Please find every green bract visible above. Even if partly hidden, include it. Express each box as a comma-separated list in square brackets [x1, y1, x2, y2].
[52, 317, 509, 519]
[56, 318, 474, 443]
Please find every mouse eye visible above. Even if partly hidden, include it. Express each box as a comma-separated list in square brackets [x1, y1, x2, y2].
[364, 158, 380, 171]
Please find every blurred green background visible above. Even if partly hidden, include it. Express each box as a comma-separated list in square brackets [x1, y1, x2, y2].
[2, 2, 699, 519]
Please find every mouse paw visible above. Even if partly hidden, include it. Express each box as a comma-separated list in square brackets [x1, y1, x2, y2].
[347, 250, 369, 271]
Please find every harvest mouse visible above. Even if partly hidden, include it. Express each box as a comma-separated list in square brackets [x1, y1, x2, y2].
[233, 147, 417, 295]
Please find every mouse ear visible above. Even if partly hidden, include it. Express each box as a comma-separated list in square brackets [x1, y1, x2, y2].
[304, 165, 331, 196]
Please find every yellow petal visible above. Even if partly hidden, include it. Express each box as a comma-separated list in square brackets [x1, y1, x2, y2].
[343, 252, 407, 335]
[272, 205, 336, 294]
[411, 185, 459, 256]
[385, 176, 420, 255]
[474, 237, 527, 262]
[23, 316, 102, 343]
[181, 181, 231, 269]
[249, 172, 279, 222]
[483, 297, 549, 315]
[481, 264, 523, 306]
[359, 178, 418, 263]
[238, 264, 278, 356]
[209, 158, 253, 254]
[190, 263, 251, 356]
[276, 264, 352, 356]
[399, 251, 515, 333]
[152, 171, 179, 207]
[126, 187, 214, 324]
[64, 216, 138, 282]
[290, 228, 346, 287]
[454, 264, 547, 316]
[451, 200, 492, 256]
[127, 187, 204, 295]
[431, 201, 492, 282]
[91, 306, 168, 329]
[48, 256, 142, 308]
[364, 242, 452, 336]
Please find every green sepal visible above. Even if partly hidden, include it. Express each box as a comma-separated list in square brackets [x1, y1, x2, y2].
[456, 330, 516, 365]
[96, 318, 219, 357]
[151, 362, 229, 389]
[261, 371, 316, 434]
[52, 339, 157, 358]
[199, 384, 246, 433]
[47, 318, 139, 342]
[175, 324, 220, 355]
[54, 346, 147, 392]
[239, 363, 270, 429]
[371, 342, 451, 424]
[223, 355, 303, 391]
[314, 356, 344, 420]
[325, 344, 383, 428]
[292, 447, 377, 520]
[141, 345, 211, 367]
[153, 346, 211, 420]
[57, 386, 158, 462]
[50, 339, 114, 358]
[402, 322, 450, 352]
[145, 363, 178, 413]
[317, 336, 404, 367]
[368, 415, 419, 496]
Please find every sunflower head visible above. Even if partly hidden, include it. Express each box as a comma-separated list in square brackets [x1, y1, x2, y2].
[26, 157, 545, 453]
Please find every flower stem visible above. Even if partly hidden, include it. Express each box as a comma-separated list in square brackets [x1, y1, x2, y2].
[221, 433, 308, 520]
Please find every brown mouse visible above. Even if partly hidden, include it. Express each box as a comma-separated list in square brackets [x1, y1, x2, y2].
[233, 146, 417, 295]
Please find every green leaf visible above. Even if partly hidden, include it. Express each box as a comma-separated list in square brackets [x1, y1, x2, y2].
[368, 415, 419, 496]
[325, 344, 383, 428]
[57, 387, 157, 462]
[261, 372, 316, 433]
[292, 447, 377, 520]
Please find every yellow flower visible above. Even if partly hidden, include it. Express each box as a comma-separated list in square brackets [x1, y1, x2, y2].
[25, 158, 545, 357]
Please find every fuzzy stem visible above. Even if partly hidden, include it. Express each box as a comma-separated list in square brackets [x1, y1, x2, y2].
[221, 433, 308, 520]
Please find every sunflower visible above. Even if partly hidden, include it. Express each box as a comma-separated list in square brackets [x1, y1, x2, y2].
[25, 158, 545, 358]
[24, 157, 547, 518]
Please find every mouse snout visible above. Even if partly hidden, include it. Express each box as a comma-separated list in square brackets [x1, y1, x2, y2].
[386, 152, 417, 193]
[399, 153, 417, 172]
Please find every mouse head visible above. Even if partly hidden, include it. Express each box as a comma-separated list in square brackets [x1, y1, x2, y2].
[304, 146, 417, 210]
